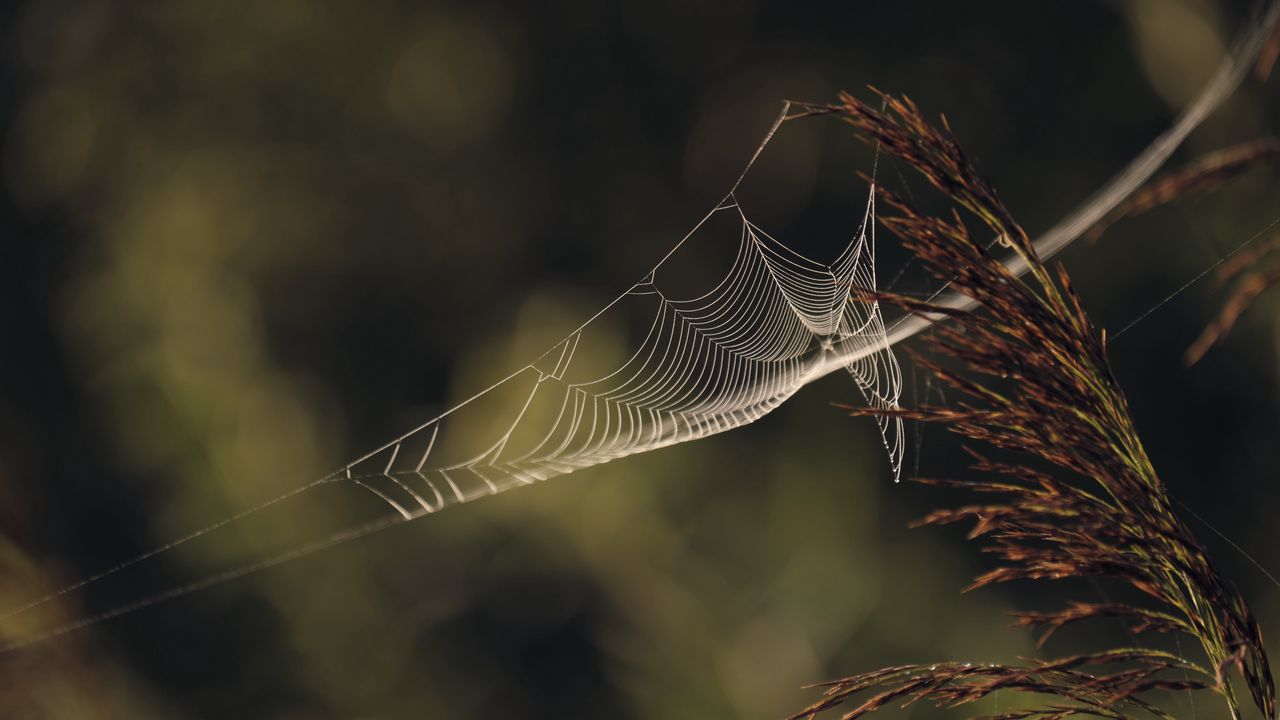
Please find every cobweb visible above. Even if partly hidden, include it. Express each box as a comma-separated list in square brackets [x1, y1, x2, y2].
[340, 178, 903, 522]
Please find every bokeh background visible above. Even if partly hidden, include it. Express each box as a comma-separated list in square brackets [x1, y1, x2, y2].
[2, 0, 1279, 717]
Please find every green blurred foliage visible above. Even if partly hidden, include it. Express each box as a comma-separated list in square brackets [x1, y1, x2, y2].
[1, 0, 1277, 718]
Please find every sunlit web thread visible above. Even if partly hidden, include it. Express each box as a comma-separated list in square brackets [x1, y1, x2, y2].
[1112, 214, 1280, 340]
[4, 0, 1279, 649]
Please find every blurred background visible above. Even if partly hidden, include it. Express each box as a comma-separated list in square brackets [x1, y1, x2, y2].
[2, 0, 1278, 717]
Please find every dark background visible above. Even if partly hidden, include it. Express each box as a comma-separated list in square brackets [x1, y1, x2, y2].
[2, 1, 1278, 717]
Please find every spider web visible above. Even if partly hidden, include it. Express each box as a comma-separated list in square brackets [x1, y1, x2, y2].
[340, 181, 903, 522]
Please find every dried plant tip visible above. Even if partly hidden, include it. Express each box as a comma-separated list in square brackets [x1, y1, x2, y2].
[1259, 20, 1280, 80]
[1216, 233, 1280, 283]
[788, 652, 1213, 720]
[1086, 138, 1280, 242]
[1012, 602, 1192, 648]
[1185, 264, 1280, 364]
